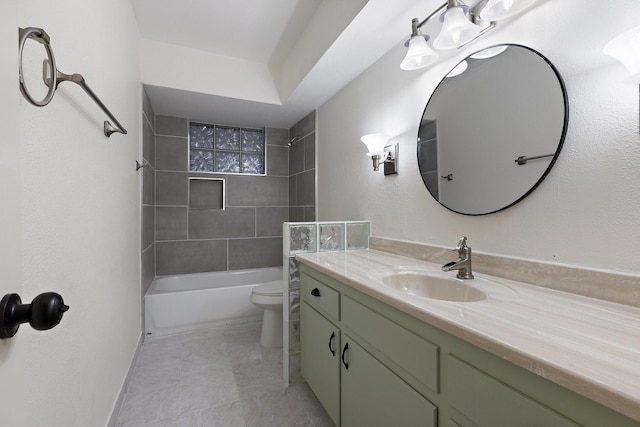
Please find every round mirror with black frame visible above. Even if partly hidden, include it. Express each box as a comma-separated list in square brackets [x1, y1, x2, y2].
[417, 44, 569, 216]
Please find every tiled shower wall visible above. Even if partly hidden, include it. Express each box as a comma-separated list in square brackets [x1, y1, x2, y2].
[283, 221, 371, 385]
[141, 89, 155, 294]
[289, 112, 316, 222]
[153, 115, 290, 276]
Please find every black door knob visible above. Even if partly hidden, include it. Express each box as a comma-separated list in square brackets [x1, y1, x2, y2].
[0, 292, 69, 339]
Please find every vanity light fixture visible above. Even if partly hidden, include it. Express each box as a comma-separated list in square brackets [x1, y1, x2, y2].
[401, 0, 539, 70]
[603, 25, 640, 84]
[401, 18, 439, 71]
[432, 1, 481, 50]
[479, 0, 538, 22]
[360, 133, 398, 175]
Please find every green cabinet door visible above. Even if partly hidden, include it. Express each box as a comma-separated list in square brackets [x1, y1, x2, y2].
[448, 355, 579, 427]
[301, 301, 340, 425]
[341, 335, 438, 427]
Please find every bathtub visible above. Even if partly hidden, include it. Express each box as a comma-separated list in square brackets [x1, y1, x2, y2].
[145, 267, 284, 338]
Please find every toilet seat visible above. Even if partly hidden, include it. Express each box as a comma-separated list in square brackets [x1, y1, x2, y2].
[250, 281, 284, 305]
[252, 281, 283, 296]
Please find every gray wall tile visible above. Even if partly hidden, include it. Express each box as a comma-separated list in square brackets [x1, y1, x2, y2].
[156, 240, 227, 276]
[297, 111, 315, 138]
[156, 172, 188, 206]
[266, 127, 289, 146]
[289, 122, 298, 140]
[289, 207, 304, 222]
[289, 141, 304, 175]
[156, 207, 188, 241]
[142, 205, 155, 250]
[152, 116, 304, 276]
[142, 88, 155, 128]
[288, 112, 315, 216]
[227, 175, 288, 206]
[303, 207, 316, 222]
[141, 244, 155, 295]
[189, 178, 224, 209]
[256, 207, 289, 237]
[142, 164, 155, 206]
[156, 136, 188, 171]
[228, 237, 283, 270]
[267, 145, 289, 177]
[189, 207, 255, 239]
[141, 91, 156, 291]
[143, 119, 155, 167]
[304, 134, 315, 172]
[156, 115, 188, 137]
[289, 176, 297, 206]
[296, 169, 316, 206]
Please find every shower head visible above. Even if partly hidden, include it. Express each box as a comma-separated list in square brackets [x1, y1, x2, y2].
[288, 136, 301, 147]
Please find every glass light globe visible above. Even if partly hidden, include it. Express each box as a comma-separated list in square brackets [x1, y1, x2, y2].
[400, 35, 439, 71]
[433, 6, 481, 50]
[360, 134, 389, 157]
[480, 0, 537, 21]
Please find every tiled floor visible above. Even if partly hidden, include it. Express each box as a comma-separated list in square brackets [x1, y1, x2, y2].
[115, 322, 334, 427]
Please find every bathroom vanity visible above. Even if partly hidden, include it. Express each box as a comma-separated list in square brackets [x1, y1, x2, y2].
[297, 248, 640, 427]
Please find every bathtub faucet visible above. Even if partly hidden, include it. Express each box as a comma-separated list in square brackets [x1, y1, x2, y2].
[441, 236, 474, 279]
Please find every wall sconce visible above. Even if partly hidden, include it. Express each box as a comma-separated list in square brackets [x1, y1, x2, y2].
[400, 0, 538, 71]
[360, 133, 398, 175]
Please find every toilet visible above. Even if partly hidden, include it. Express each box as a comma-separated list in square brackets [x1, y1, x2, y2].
[250, 280, 284, 348]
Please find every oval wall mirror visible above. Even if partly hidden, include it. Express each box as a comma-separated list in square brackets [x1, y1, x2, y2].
[417, 44, 568, 215]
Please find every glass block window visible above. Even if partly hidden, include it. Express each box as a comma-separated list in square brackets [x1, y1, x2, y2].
[215, 126, 240, 150]
[189, 122, 265, 174]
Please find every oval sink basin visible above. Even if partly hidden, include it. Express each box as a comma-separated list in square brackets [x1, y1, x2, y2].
[382, 272, 487, 302]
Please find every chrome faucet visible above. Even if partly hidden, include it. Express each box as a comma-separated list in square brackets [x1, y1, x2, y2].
[442, 236, 474, 279]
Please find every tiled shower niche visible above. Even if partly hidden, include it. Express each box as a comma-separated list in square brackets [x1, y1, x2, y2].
[188, 178, 224, 210]
[282, 221, 371, 384]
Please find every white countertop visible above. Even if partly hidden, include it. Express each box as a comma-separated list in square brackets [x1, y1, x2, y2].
[296, 249, 640, 423]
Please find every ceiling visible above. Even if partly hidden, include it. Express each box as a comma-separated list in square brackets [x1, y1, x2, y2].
[130, 0, 432, 129]
[131, 0, 323, 65]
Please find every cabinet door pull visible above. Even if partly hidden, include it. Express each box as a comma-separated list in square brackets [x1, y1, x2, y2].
[328, 331, 336, 356]
[310, 288, 321, 297]
[341, 343, 349, 370]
